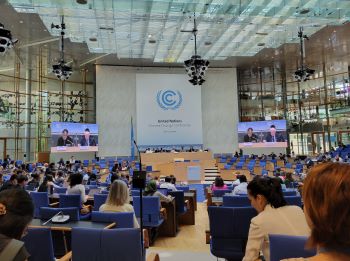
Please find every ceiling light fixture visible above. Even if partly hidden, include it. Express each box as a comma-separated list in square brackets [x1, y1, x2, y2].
[51, 16, 72, 81]
[293, 27, 315, 82]
[183, 14, 209, 86]
[0, 23, 18, 55]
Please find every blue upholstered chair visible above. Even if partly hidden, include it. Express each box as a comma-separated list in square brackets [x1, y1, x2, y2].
[23, 228, 55, 261]
[40, 207, 80, 221]
[223, 195, 251, 207]
[53, 187, 67, 194]
[59, 194, 91, 220]
[100, 190, 109, 194]
[30, 192, 52, 218]
[285, 196, 302, 207]
[93, 193, 108, 211]
[69, 228, 144, 261]
[208, 206, 257, 261]
[131, 190, 141, 196]
[213, 189, 232, 197]
[283, 190, 297, 196]
[168, 190, 187, 214]
[269, 234, 316, 261]
[91, 211, 134, 228]
[133, 196, 164, 228]
[285, 163, 293, 169]
[157, 188, 168, 196]
[83, 160, 89, 167]
[175, 185, 190, 192]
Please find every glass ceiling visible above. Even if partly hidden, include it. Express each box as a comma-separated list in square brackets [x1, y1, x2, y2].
[8, 0, 350, 63]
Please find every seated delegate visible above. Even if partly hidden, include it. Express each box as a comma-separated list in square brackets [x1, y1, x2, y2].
[0, 189, 34, 260]
[285, 163, 350, 261]
[99, 180, 139, 228]
[243, 176, 309, 261]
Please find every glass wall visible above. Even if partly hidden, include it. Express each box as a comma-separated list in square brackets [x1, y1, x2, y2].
[0, 53, 95, 161]
[238, 63, 350, 155]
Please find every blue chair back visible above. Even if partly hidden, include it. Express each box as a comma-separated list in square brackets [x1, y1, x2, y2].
[213, 189, 232, 197]
[157, 188, 168, 196]
[285, 196, 302, 207]
[71, 228, 142, 261]
[133, 196, 163, 227]
[30, 192, 50, 218]
[208, 206, 257, 260]
[100, 190, 109, 194]
[285, 163, 293, 168]
[168, 190, 186, 214]
[175, 185, 190, 192]
[83, 160, 89, 167]
[53, 187, 67, 194]
[93, 194, 108, 211]
[131, 190, 141, 196]
[89, 181, 97, 186]
[283, 190, 297, 196]
[59, 194, 82, 208]
[269, 234, 316, 261]
[91, 211, 134, 228]
[223, 195, 250, 207]
[23, 228, 54, 261]
[40, 207, 80, 221]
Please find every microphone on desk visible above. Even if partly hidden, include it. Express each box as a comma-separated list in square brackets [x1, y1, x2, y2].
[42, 211, 63, 225]
[42, 211, 70, 225]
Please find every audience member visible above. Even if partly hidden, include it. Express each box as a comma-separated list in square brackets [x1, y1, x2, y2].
[0, 189, 34, 260]
[27, 174, 40, 189]
[287, 163, 350, 261]
[160, 176, 177, 191]
[66, 173, 88, 204]
[37, 175, 56, 194]
[17, 175, 28, 189]
[232, 175, 248, 195]
[99, 180, 139, 228]
[0, 174, 18, 192]
[243, 176, 309, 261]
[211, 177, 228, 191]
[144, 180, 172, 203]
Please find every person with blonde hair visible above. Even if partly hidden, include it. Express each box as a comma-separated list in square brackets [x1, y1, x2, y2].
[99, 180, 139, 228]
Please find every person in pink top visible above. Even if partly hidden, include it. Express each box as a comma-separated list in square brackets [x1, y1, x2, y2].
[211, 177, 228, 191]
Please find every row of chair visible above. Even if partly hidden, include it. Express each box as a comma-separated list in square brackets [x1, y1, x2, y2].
[208, 206, 316, 261]
[23, 227, 159, 261]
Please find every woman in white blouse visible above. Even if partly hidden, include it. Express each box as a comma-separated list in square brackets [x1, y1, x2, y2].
[243, 176, 309, 261]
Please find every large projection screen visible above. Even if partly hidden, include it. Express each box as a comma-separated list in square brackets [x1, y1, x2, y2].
[136, 73, 203, 149]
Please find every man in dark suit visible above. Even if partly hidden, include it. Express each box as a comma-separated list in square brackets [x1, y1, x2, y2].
[57, 129, 74, 146]
[265, 124, 285, 142]
[80, 128, 96, 146]
[243, 127, 259, 142]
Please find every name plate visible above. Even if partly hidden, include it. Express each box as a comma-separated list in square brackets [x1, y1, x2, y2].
[56, 146, 67, 151]
[79, 146, 90, 150]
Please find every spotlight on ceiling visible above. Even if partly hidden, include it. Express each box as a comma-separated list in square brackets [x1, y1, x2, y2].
[52, 60, 73, 81]
[0, 23, 18, 55]
[182, 14, 210, 86]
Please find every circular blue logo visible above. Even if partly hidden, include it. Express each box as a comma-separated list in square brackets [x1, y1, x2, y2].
[156, 90, 182, 110]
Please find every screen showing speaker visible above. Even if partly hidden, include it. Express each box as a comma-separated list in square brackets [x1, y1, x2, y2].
[238, 120, 287, 148]
[51, 122, 99, 153]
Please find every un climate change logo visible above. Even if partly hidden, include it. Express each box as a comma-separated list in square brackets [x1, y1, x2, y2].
[156, 90, 182, 110]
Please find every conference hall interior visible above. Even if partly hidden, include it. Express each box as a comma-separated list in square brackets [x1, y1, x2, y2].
[0, 1, 349, 261]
